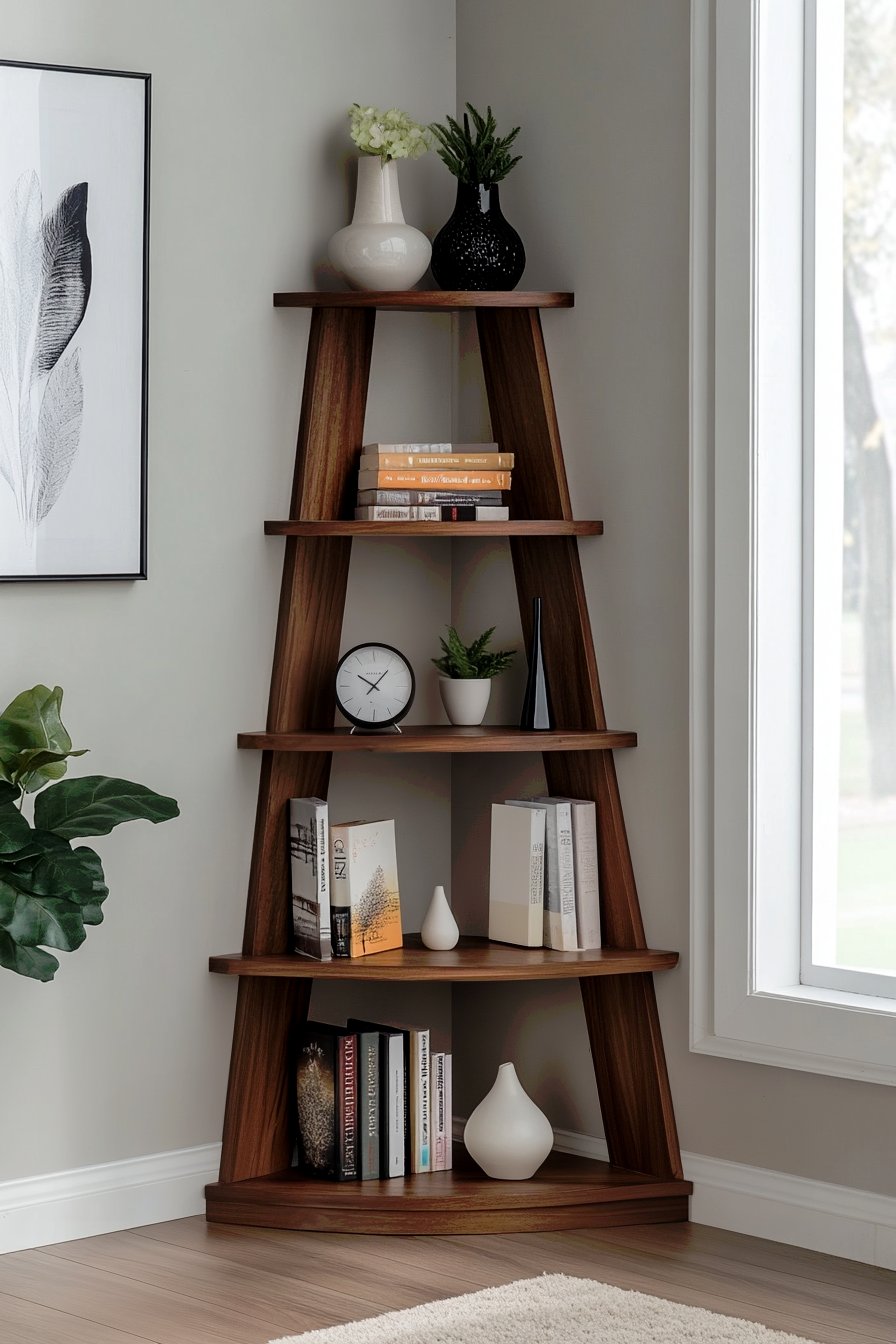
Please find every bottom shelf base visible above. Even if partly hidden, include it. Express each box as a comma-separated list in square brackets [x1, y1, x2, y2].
[205, 1150, 692, 1234]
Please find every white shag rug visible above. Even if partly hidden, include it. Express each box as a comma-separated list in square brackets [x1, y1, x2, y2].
[269, 1274, 819, 1343]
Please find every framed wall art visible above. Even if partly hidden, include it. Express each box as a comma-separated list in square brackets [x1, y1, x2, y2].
[0, 59, 150, 581]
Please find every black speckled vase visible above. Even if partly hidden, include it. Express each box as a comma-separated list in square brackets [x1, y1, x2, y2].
[431, 182, 525, 291]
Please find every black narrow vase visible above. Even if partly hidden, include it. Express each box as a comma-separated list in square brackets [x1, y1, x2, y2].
[520, 597, 554, 731]
[431, 182, 526, 291]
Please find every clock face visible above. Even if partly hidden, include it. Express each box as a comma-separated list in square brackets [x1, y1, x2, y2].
[335, 643, 416, 729]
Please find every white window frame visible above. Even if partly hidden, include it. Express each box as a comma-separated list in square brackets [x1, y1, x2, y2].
[690, 0, 896, 1087]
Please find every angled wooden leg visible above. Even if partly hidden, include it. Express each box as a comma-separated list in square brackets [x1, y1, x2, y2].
[217, 307, 375, 1187]
[478, 306, 683, 1185]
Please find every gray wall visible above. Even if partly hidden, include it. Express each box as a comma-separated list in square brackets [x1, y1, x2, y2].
[0, 0, 455, 1182]
[452, 0, 896, 1196]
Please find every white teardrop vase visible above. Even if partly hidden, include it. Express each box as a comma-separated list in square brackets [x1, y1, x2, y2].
[463, 1061, 554, 1180]
[420, 884, 459, 950]
[328, 155, 431, 291]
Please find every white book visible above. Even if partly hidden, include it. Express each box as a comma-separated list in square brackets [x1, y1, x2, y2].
[539, 796, 601, 949]
[288, 798, 331, 960]
[361, 442, 498, 454]
[432, 1051, 446, 1171]
[488, 803, 546, 947]
[329, 818, 402, 957]
[444, 1053, 452, 1171]
[508, 799, 578, 950]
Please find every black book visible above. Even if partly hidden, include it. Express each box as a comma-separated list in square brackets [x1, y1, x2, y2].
[356, 1029, 381, 1179]
[295, 1022, 358, 1180]
[347, 1018, 408, 1177]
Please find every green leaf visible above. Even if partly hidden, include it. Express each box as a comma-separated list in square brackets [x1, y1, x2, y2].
[0, 782, 19, 807]
[0, 879, 17, 925]
[0, 930, 59, 981]
[0, 685, 86, 793]
[0, 802, 31, 854]
[0, 886, 87, 951]
[35, 775, 180, 839]
[27, 843, 108, 904]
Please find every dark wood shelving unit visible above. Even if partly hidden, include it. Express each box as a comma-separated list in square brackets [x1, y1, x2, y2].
[210, 288, 690, 1235]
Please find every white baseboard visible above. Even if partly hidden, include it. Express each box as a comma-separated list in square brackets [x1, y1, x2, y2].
[0, 1142, 221, 1255]
[5, 1128, 896, 1272]
[557, 1127, 896, 1270]
[454, 1118, 896, 1271]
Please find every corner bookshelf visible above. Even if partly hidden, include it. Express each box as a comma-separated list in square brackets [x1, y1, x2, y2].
[206, 290, 691, 1234]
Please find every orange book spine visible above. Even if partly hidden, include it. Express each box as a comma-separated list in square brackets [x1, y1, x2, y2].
[359, 453, 514, 470]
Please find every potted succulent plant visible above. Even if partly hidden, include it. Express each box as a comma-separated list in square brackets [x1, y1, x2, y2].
[429, 103, 524, 290]
[328, 103, 433, 292]
[432, 625, 515, 726]
[0, 685, 179, 981]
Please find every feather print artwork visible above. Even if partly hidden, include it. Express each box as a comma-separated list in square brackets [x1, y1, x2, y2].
[0, 171, 92, 539]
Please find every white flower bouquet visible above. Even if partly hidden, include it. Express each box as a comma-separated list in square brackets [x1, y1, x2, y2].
[349, 104, 431, 162]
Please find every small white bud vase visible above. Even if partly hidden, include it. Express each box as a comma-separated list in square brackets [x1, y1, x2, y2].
[328, 155, 432, 292]
[420, 884, 459, 950]
[463, 1062, 554, 1180]
[438, 676, 491, 726]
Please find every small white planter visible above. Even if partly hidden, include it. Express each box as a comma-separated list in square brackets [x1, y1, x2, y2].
[439, 676, 491, 726]
[328, 156, 431, 291]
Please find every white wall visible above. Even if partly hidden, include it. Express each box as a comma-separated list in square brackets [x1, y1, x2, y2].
[0, 0, 456, 1185]
[452, 0, 896, 1199]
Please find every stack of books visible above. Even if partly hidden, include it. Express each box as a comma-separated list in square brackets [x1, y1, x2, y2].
[295, 1017, 452, 1180]
[289, 799, 403, 961]
[353, 442, 512, 522]
[487, 797, 602, 950]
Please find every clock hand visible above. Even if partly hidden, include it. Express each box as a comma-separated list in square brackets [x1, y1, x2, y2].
[365, 671, 389, 694]
[356, 674, 379, 690]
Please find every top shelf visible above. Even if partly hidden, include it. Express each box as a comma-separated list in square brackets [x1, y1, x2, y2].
[273, 291, 575, 312]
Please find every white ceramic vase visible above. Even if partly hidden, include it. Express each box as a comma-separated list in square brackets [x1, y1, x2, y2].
[463, 1062, 554, 1180]
[420, 884, 459, 950]
[328, 156, 431, 291]
[438, 676, 491, 726]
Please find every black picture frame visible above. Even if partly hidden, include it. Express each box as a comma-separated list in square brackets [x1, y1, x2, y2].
[0, 58, 151, 582]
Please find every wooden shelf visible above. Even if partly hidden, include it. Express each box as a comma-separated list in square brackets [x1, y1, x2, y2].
[263, 519, 602, 538]
[209, 937, 679, 982]
[237, 726, 637, 753]
[205, 1149, 691, 1234]
[274, 290, 574, 311]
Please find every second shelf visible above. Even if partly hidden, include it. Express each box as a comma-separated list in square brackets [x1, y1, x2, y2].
[209, 937, 679, 982]
[237, 726, 637, 753]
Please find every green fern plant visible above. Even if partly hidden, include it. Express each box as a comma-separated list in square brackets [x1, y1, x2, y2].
[429, 103, 521, 187]
[432, 626, 516, 680]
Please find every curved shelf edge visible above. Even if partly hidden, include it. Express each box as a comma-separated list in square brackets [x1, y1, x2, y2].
[236, 727, 637, 753]
[273, 290, 575, 311]
[208, 940, 679, 982]
[264, 520, 603, 538]
[205, 1153, 691, 1233]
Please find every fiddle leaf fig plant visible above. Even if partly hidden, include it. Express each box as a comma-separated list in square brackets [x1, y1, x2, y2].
[0, 685, 179, 982]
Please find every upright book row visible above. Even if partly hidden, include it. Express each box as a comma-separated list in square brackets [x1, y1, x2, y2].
[296, 1019, 452, 1181]
[289, 799, 402, 960]
[488, 796, 602, 950]
[354, 441, 511, 522]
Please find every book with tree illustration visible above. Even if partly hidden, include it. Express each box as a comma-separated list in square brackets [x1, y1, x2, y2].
[329, 818, 403, 957]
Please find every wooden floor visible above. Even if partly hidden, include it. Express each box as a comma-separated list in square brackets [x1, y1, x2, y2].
[1, 1217, 895, 1343]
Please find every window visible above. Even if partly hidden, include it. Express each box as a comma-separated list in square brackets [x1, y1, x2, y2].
[691, 0, 896, 1085]
[804, 0, 896, 1000]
